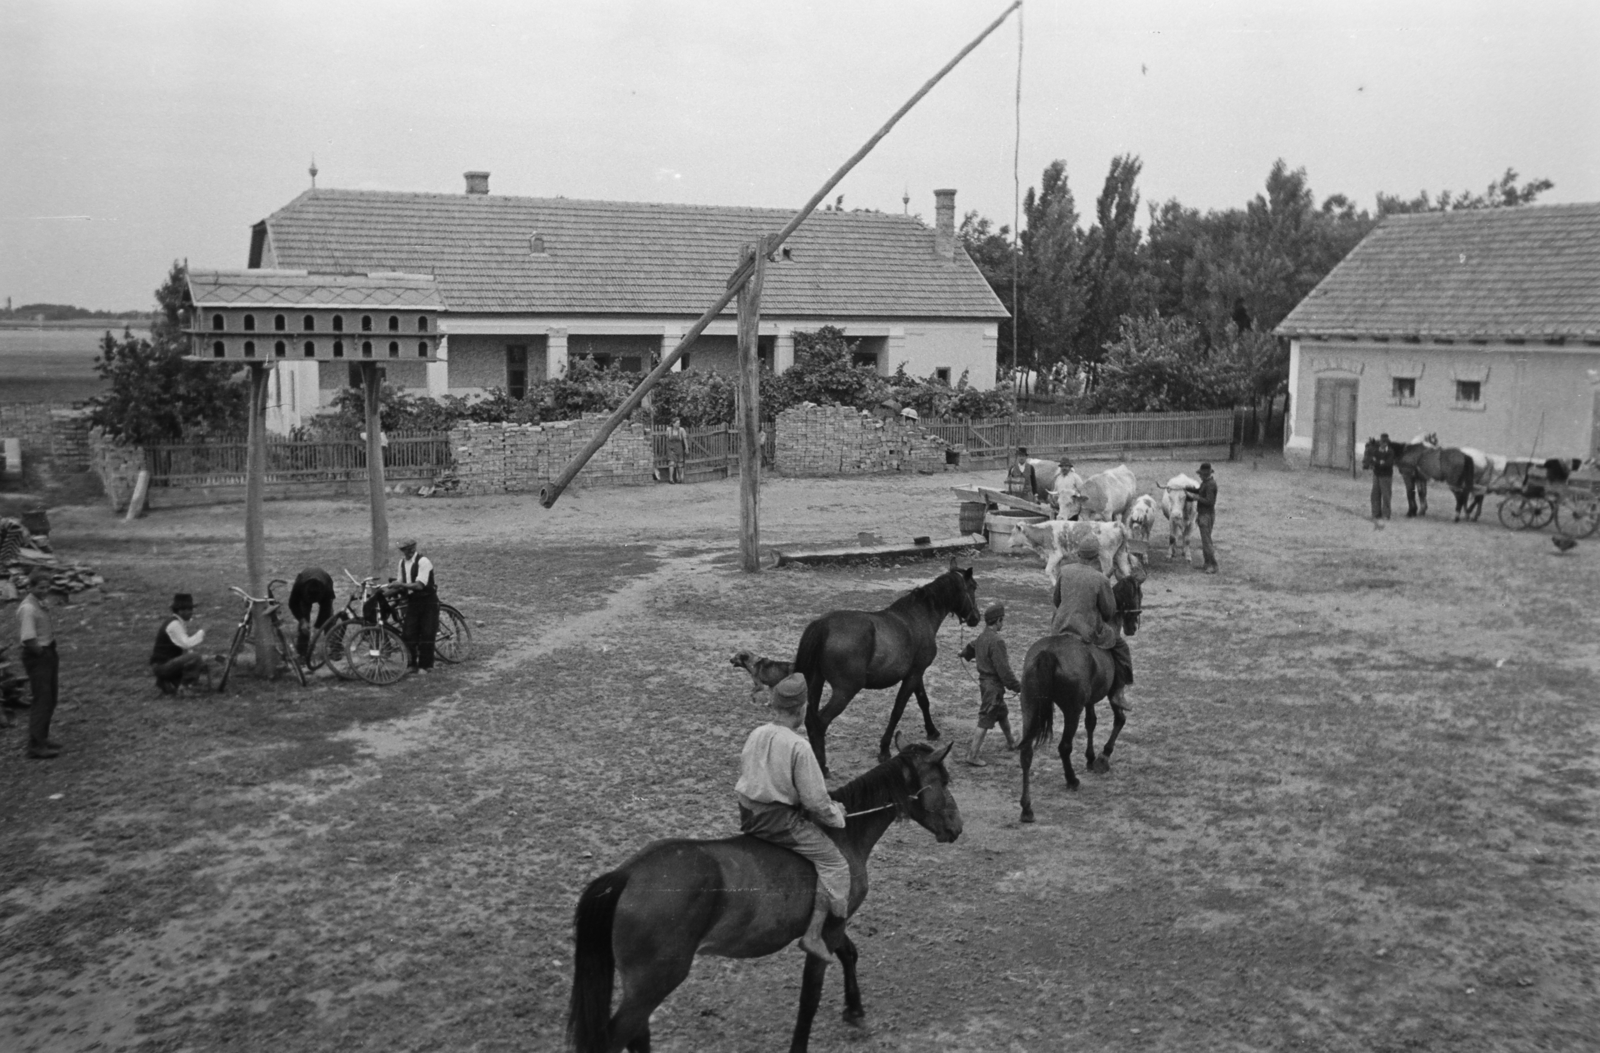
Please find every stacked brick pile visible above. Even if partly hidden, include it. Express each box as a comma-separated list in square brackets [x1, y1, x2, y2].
[444, 418, 654, 495]
[49, 409, 92, 471]
[773, 404, 950, 477]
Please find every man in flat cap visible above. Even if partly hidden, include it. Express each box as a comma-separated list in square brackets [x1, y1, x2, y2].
[961, 603, 1021, 764]
[1049, 533, 1135, 711]
[150, 592, 208, 694]
[735, 672, 849, 958]
[391, 538, 439, 673]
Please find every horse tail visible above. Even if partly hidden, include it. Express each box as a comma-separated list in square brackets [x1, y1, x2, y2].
[1020, 648, 1058, 752]
[567, 870, 627, 1053]
[794, 620, 828, 708]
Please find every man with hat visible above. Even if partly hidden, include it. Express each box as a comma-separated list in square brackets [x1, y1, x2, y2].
[735, 672, 849, 958]
[1369, 434, 1396, 522]
[961, 602, 1021, 765]
[391, 538, 439, 672]
[16, 567, 61, 758]
[150, 592, 209, 694]
[1183, 463, 1220, 573]
[1049, 533, 1136, 711]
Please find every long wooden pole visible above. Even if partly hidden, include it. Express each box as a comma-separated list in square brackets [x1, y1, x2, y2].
[363, 362, 390, 577]
[539, 0, 1023, 509]
[245, 364, 277, 677]
[737, 238, 769, 571]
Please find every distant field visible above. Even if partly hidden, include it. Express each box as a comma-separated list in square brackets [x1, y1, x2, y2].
[0, 325, 134, 403]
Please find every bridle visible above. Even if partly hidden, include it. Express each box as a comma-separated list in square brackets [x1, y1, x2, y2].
[845, 784, 930, 818]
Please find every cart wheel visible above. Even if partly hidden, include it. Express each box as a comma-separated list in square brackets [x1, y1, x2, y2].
[346, 625, 411, 685]
[1556, 492, 1600, 539]
[1529, 495, 1556, 529]
[1498, 495, 1537, 530]
[435, 604, 473, 663]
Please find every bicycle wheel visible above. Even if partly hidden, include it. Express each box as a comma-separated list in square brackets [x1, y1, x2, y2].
[309, 619, 358, 679]
[216, 622, 250, 692]
[1556, 491, 1600, 539]
[346, 625, 411, 685]
[435, 604, 473, 664]
[272, 618, 308, 687]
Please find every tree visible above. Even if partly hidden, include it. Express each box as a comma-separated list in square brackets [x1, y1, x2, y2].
[88, 262, 248, 445]
[1085, 314, 1243, 413]
[762, 326, 888, 412]
[1019, 161, 1088, 382]
[1376, 168, 1554, 215]
[958, 210, 1020, 376]
[1071, 154, 1150, 382]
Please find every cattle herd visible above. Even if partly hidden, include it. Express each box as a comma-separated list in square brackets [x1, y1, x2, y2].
[1011, 457, 1200, 579]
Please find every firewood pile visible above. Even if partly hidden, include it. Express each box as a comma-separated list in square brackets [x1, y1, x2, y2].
[2, 517, 106, 601]
[774, 403, 951, 476]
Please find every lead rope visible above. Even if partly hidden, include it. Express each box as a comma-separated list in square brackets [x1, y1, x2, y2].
[845, 786, 929, 818]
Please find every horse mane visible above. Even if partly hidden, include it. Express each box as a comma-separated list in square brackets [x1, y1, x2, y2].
[830, 750, 921, 819]
[892, 568, 959, 611]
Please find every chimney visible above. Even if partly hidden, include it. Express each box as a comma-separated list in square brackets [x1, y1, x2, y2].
[933, 188, 956, 259]
[464, 171, 490, 195]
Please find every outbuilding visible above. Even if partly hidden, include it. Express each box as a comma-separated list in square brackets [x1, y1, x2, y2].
[1276, 202, 1600, 471]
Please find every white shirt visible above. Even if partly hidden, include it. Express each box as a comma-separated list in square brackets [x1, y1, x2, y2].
[399, 554, 435, 588]
[166, 617, 205, 650]
[735, 723, 845, 828]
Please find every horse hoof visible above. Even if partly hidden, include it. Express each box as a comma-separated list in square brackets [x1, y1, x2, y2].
[1020, 810, 1035, 824]
[876, 751, 890, 764]
[926, 729, 941, 740]
[842, 1009, 866, 1026]
[1066, 780, 1080, 792]
[1091, 758, 1110, 774]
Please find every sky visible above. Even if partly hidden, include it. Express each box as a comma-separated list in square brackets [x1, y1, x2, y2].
[2, 0, 1597, 312]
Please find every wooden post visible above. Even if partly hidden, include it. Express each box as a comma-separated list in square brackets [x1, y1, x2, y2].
[363, 362, 390, 577]
[737, 238, 769, 572]
[244, 363, 277, 677]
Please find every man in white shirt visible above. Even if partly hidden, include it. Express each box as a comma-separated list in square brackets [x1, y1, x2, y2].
[735, 673, 849, 957]
[393, 538, 438, 672]
[149, 593, 208, 694]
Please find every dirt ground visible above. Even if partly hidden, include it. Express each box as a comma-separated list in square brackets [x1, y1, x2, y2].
[2, 455, 1597, 1053]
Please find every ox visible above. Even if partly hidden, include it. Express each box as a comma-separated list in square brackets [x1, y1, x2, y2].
[1017, 518, 1134, 584]
[1162, 474, 1200, 563]
[1125, 493, 1157, 567]
[1078, 464, 1139, 523]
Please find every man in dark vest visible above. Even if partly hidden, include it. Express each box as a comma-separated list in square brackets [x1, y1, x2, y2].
[394, 538, 439, 672]
[150, 593, 208, 694]
[1369, 434, 1396, 521]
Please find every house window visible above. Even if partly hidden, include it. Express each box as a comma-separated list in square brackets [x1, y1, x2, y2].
[212, 341, 225, 358]
[361, 315, 373, 332]
[852, 351, 880, 371]
[333, 340, 344, 358]
[274, 341, 287, 358]
[1456, 380, 1481, 404]
[243, 314, 256, 331]
[304, 341, 316, 358]
[619, 356, 642, 373]
[211, 314, 225, 331]
[680, 352, 692, 370]
[303, 314, 316, 331]
[274, 314, 286, 331]
[507, 345, 528, 399]
[417, 316, 429, 333]
[243, 341, 256, 358]
[934, 367, 952, 385]
[388, 341, 400, 358]
[1393, 377, 1415, 399]
[388, 315, 400, 332]
[333, 315, 344, 332]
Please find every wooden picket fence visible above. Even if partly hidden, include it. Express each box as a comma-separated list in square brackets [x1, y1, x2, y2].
[921, 409, 1235, 466]
[143, 430, 452, 489]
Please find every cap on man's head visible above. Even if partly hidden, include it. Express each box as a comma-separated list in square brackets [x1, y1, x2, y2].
[1015, 446, 1028, 457]
[1058, 456, 1074, 468]
[1198, 462, 1213, 476]
[397, 537, 418, 550]
[1077, 534, 1102, 559]
[27, 567, 53, 587]
[171, 593, 195, 612]
[983, 603, 1006, 625]
[770, 673, 808, 711]
[1379, 433, 1390, 442]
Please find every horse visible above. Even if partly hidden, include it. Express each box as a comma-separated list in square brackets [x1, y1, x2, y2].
[793, 558, 980, 777]
[1399, 434, 1477, 521]
[566, 737, 962, 1053]
[1016, 573, 1143, 823]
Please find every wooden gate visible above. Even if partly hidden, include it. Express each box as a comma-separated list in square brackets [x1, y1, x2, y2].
[1311, 378, 1358, 470]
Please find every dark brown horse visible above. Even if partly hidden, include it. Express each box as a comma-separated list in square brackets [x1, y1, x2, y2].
[1017, 574, 1143, 823]
[793, 558, 980, 776]
[566, 738, 962, 1053]
[1379, 434, 1476, 520]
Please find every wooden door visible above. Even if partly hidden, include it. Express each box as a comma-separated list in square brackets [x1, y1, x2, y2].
[1311, 378, 1358, 470]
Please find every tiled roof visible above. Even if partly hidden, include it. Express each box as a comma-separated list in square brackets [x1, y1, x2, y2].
[257, 189, 1009, 319]
[1277, 203, 1600, 341]
[187, 268, 445, 309]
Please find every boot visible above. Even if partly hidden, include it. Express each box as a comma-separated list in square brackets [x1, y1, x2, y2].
[798, 896, 832, 957]
[1110, 687, 1133, 712]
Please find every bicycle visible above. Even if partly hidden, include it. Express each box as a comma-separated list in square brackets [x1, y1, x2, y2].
[389, 591, 474, 664]
[306, 572, 410, 685]
[217, 579, 308, 692]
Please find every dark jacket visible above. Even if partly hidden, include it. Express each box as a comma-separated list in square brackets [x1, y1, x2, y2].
[1190, 476, 1218, 516]
[969, 626, 1022, 692]
[1370, 444, 1396, 477]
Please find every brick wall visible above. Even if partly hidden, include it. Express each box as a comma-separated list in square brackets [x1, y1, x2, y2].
[773, 403, 950, 476]
[446, 416, 654, 495]
[0, 402, 91, 483]
[88, 427, 145, 511]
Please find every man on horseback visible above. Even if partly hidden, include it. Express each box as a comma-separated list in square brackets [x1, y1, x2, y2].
[735, 672, 850, 959]
[1048, 534, 1135, 711]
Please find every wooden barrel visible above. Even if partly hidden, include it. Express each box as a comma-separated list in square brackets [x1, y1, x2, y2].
[959, 501, 987, 534]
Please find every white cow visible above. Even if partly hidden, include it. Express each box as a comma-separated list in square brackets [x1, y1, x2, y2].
[1079, 464, 1139, 523]
[1017, 518, 1134, 584]
[1161, 473, 1200, 563]
[1126, 493, 1158, 564]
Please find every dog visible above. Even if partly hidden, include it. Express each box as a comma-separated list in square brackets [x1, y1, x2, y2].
[730, 650, 794, 705]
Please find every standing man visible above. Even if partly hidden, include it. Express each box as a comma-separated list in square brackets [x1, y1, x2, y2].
[16, 567, 60, 759]
[961, 603, 1021, 764]
[150, 593, 208, 694]
[665, 418, 689, 483]
[1369, 434, 1396, 522]
[394, 538, 439, 673]
[1186, 463, 1219, 574]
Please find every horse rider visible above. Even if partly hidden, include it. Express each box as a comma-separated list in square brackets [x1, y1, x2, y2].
[735, 672, 850, 958]
[1049, 533, 1135, 711]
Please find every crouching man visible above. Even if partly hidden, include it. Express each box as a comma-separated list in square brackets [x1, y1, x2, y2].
[150, 593, 209, 694]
